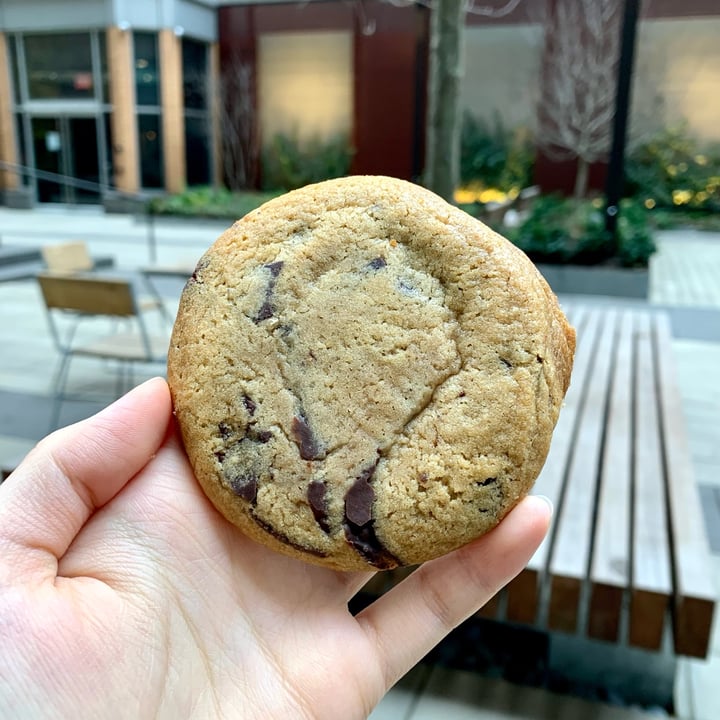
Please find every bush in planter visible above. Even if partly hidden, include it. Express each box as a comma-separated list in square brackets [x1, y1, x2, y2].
[625, 123, 720, 212]
[261, 132, 354, 191]
[460, 112, 534, 191]
[507, 196, 655, 268]
[149, 187, 279, 219]
[615, 201, 656, 268]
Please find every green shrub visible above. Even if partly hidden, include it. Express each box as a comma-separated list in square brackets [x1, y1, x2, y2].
[625, 123, 720, 212]
[460, 112, 534, 191]
[505, 195, 570, 263]
[149, 187, 279, 219]
[616, 201, 656, 267]
[261, 132, 354, 191]
[507, 196, 655, 268]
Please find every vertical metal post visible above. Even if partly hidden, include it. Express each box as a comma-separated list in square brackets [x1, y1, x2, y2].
[147, 203, 157, 264]
[605, 0, 641, 240]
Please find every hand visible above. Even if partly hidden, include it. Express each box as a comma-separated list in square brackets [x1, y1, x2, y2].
[0, 378, 550, 720]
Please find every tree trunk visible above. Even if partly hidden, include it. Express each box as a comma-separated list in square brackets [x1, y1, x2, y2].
[424, 0, 465, 202]
[574, 156, 590, 200]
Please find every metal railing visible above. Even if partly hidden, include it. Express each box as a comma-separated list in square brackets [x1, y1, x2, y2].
[0, 160, 160, 261]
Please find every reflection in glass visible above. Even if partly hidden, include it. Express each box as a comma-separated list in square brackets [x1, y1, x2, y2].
[138, 114, 164, 188]
[98, 32, 110, 104]
[182, 39, 208, 111]
[24, 33, 94, 100]
[185, 116, 210, 186]
[15, 114, 28, 185]
[134, 32, 160, 107]
[69, 117, 100, 204]
[32, 117, 63, 201]
[8, 35, 21, 104]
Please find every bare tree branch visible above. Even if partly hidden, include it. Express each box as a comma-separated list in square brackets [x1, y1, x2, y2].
[218, 55, 259, 191]
[537, 0, 622, 198]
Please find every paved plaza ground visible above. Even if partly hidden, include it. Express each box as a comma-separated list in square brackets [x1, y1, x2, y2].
[0, 205, 719, 719]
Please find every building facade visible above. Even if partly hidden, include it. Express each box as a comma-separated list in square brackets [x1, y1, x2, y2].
[1, 0, 720, 203]
[0, 0, 217, 202]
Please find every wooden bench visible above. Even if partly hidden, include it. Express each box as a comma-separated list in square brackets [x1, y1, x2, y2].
[364, 303, 717, 660]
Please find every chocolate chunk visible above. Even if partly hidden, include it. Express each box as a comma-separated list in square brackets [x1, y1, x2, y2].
[218, 422, 232, 439]
[291, 413, 325, 461]
[308, 480, 331, 533]
[254, 301, 274, 323]
[228, 472, 258, 502]
[478, 477, 497, 487]
[265, 260, 284, 277]
[368, 256, 387, 270]
[242, 395, 257, 416]
[253, 261, 284, 323]
[342, 458, 400, 569]
[343, 522, 399, 570]
[253, 429, 273, 444]
[220, 426, 274, 503]
[345, 474, 375, 526]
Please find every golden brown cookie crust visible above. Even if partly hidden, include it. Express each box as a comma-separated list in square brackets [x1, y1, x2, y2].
[168, 176, 575, 571]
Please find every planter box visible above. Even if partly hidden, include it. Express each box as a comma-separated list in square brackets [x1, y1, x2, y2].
[536, 263, 649, 299]
[102, 191, 148, 215]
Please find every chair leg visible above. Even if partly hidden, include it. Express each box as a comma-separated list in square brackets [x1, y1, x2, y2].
[114, 360, 127, 399]
[49, 351, 73, 432]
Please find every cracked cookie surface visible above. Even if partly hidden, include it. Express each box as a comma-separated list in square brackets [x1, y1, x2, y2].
[168, 176, 575, 571]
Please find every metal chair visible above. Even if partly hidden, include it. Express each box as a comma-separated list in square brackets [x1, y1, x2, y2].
[42, 240, 169, 321]
[37, 272, 170, 430]
[41, 241, 96, 274]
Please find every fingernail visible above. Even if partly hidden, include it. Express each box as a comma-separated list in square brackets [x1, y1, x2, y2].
[533, 494, 554, 517]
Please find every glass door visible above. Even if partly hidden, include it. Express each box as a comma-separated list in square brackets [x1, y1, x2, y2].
[31, 117, 64, 202]
[30, 116, 100, 203]
[67, 117, 100, 204]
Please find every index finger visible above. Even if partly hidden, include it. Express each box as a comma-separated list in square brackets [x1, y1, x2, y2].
[355, 495, 552, 690]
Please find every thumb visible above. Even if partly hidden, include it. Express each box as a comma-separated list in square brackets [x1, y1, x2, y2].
[0, 377, 172, 586]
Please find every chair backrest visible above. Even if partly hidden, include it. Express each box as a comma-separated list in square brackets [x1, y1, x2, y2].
[37, 273, 137, 317]
[41, 241, 94, 274]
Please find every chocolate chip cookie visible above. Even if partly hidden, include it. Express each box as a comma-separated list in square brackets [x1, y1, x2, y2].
[168, 176, 575, 571]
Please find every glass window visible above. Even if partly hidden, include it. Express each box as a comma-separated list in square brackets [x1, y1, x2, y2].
[8, 35, 21, 104]
[138, 114, 164, 188]
[98, 32, 110, 105]
[15, 114, 28, 184]
[134, 32, 160, 107]
[182, 39, 208, 111]
[103, 112, 114, 187]
[185, 116, 210, 186]
[24, 33, 94, 100]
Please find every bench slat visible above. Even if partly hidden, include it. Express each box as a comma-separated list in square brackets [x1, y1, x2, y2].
[588, 310, 634, 642]
[548, 308, 618, 633]
[630, 312, 673, 650]
[654, 314, 716, 658]
[505, 304, 592, 624]
[523, 305, 594, 566]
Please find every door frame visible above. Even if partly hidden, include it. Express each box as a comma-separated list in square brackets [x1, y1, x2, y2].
[24, 108, 109, 204]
